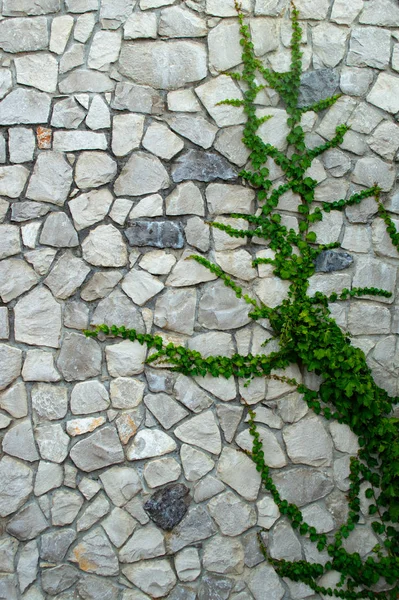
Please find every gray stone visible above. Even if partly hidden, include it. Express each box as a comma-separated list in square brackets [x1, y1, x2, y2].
[119, 40, 207, 90]
[359, 0, 399, 26]
[203, 536, 245, 575]
[112, 113, 144, 157]
[283, 416, 333, 467]
[9, 127, 35, 163]
[66, 0, 99, 12]
[185, 216, 210, 252]
[115, 152, 169, 197]
[100, 466, 141, 507]
[82, 224, 127, 268]
[217, 405, 243, 443]
[144, 457, 181, 488]
[27, 152, 73, 206]
[106, 340, 147, 377]
[0, 69, 12, 101]
[142, 122, 184, 161]
[217, 447, 261, 502]
[69, 188, 113, 231]
[3, 0, 61, 13]
[167, 114, 217, 150]
[315, 250, 353, 273]
[88, 30, 122, 70]
[86, 95, 111, 131]
[199, 280, 251, 330]
[214, 126, 250, 167]
[82, 271, 122, 302]
[57, 333, 102, 381]
[70, 425, 124, 472]
[198, 574, 234, 600]
[122, 560, 176, 599]
[100, 0, 135, 26]
[174, 374, 213, 413]
[274, 467, 334, 507]
[11, 202, 52, 223]
[181, 444, 214, 482]
[22, 350, 60, 383]
[368, 121, 399, 161]
[352, 157, 395, 193]
[50, 14, 74, 54]
[35, 423, 69, 463]
[242, 531, 266, 568]
[31, 383, 67, 421]
[41, 565, 79, 596]
[3, 419, 39, 462]
[0, 456, 33, 517]
[125, 220, 184, 249]
[0, 536, 18, 573]
[269, 519, 302, 561]
[0, 17, 48, 52]
[208, 20, 241, 73]
[340, 66, 373, 97]
[248, 563, 285, 600]
[40, 213, 78, 249]
[159, 6, 207, 37]
[0, 225, 20, 258]
[348, 27, 391, 70]
[6, 502, 48, 541]
[45, 252, 90, 300]
[330, 421, 359, 455]
[119, 524, 165, 563]
[75, 151, 117, 189]
[172, 150, 237, 183]
[77, 493, 110, 532]
[0, 89, 51, 125]
[102, 507, 136, 548]
[175, 547, 201, 582]
[0, 574, 18, 600]
[15, 53, 58, 94]
[208, 491, 256, 536]
[69, 528, 119, 576]
[51, 490, 84, 526]
[236, 428, 287, 468]
[124, 12, 158, 39]
[121, 269, 164, 306]
[348, 302, 391, 335]
[34, 461, 63, 495]
[0, 381, 27, 418]
[331, 0, 363, 24]
[144, 393, 188, 429]
[144, 484, 190, 531]
[91, 289, 145, 333]
[0, 259, 39, 303]
[70, 380, 109, 415]
[53, 131, 107, 152]
[352, 256, 397, 302]
[0, 166, 29, 198]
[193, 474, 225, 503]
[64, 301, 89, 331]
[59, 69, 115, 93]
[167, 505, 217, 552]
[174, 410, 222, 454]
[112, 81, 162, 114]
[77, 574, 120, 600]
[312, 23, 348, 69]
[59, 42, 85, 74]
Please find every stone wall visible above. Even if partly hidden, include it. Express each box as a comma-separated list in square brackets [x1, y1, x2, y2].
[0, 0, 398, 598]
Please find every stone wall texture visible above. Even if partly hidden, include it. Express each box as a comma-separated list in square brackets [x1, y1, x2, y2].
[0, 0, 398, 598]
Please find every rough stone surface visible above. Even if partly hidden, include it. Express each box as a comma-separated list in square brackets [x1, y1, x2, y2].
[70, 425, 124, 472]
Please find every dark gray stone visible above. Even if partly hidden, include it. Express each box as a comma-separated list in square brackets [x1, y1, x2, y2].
[41, 565, 79, 595]
[168, 585, 197, 600]
[77, 574, 120, 600]
[11, 201, 53, 222]
[315, 250, 354, 273]
[298, 69, 340, 108]
[144, 483, 190, 531]
[172, 150, 237, 183]
[40, 529, 77, 562]
[125, 220, 184, 249]
[198, 574, 235, 600]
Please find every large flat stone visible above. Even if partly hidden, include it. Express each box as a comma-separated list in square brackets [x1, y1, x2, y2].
[26, 152, 73, 206]
[14, 286, 62, 348]
[0, 17, 48, 52]
[70, 425, 124, 472]
[0, 88, 50, 124]
[125, 220, 184, 249]
[0, 456, 33, 517]
[114, 152, 169, 196]
[172, 150, 237, 183]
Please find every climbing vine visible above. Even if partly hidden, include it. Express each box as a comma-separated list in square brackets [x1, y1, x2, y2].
[86, 2, 399, 598]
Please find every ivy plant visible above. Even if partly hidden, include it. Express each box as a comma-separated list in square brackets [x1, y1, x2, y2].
[86, 2, 399, 597]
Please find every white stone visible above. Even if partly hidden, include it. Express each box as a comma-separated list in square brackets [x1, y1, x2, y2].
[127, 429, 177, 460]
[175, 410, 221, 455]
[198, 279, 251, 329]
[66, 0, 99, 11]
[188, 331, 235, 358]
[22, 351, 60, 383]
[316, 97, 357, 140]
[174, 547, 200, 582]
[236, 427, 287, 468]
[112, 114, 145, 157]
[308, 211, 343, 245]
[329, 422, 359, 455]
[167, 114, 217, 149]
[359, 0, 399, 26]
[0, 165, 29, 198]
[53, 131, 107, 152]
[185, 217, 210, 252]
[166, 250, 217, 286]
[368, 121, 399, 161]
[0, 307, 9, 340]
[257, 108, 290, 151]
[142, 122, 184, 160]
[342, 225, 370, 253]
[82, 224, 127, 267]
[0, 381, 27, 417]
[51, 98, 85, 129]
[9, 128, 35, 164]
[14, 286, 61, 348]
[59, 69, 115, 94]
[0, 345, 22, 392]
[217, 447, 261, 501]
[348, 27, 391, 70]
[122, 560, 176, 598]
[27, 152, 73, 206]
[59, 42, 85, 74]
[0, 16, 49, 52]
[130, 194, 163, 218]
[75, 152, 117, 189]
[206, 183, 254, 215]
[248, 563, 285, 600]
[0, 69, 12, 101]
[348, 302, 390, 335]
[312, 23, 348, 68]
[140, 0, 173, 6]
[74, 12, 96, 43]
[283, 416, 333, 467]
[86, 96, 111, 130]
[44, 252, 91, 300]
[269, 519, 302, 562]
[122, 269, 164, 305]
[154, 288, 196, 335]
[208, 490, 256, 536]
[110, 198, 133, 225]
[208, 21, 242, 73]
[89, 30, 122, 71]
[295, 0, 329, 18]
[115, 152, 170, 196]
[257, 495, 280, 529]
[106, 340, 147, 377]
[100, 0, 135, 26]
[203, 536, 244, 575]
[159, 6, 207, 37]
[340, 66, 373, 97]
[331, 0, 363, 24]
[15, 53, 58, 93]
[372, 217, 399, 259]
[194, 373, 237, 401]
[69, 188, 113, 231]
[167, 89, 201, 112]
[180, 444, 214, 481]
[139, 251, 176, 275]
[124, 12, 157, 39]
[0, 88, 51, 125]
[40, 212, 78, 248]
[208, 0, 251, 15]
[254, 277, 290, 309]
[0, 225, 21, 259]
[143, 457, 181, 488]
[352, 156, 395, 192]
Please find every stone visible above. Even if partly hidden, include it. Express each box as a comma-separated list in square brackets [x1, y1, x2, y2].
[110, 198, 134, 225]
[77, 575, 120, 600]
[86, 95, 111, 130]
[40, 213, 78, 249]
[75, 151, 117, 189]
[34, 461, 63, 495]
[115, 152, 169, 196]
[50, 14, 74, 53]
[0, 259, 39, 303]
[64, 301, 89, 331]
[109, 378, 145, 411]
[159, 6, 207, 37]
[283, 415, 333, 467]
[124, 12, 158, 39]
[51, 96, 86, 129]
[120, 524, 165, 563]
[144, 393, 188, 429]
[142, 122, 184, 161]
[168, 89, 201, 112]
[15, 285, 62, 348]
[208, 491, 256, 536]
[301, 503, 334, 533]
[193, 474, 225, 503]
[69, 528, 119, 576]
[0, 574, 18, 600]
[352, 256, 396, 302]
[342, 225, 370, 253]
[174, 410, 221, 455]
[203, 536, 244, 575]
[217, 447, 261, 501]
[102, 507, 136, 548]
[0, 17, 48, 52]
[248, 563, 285, 600]
[237, 426, 286, 468]
[217, 405, 243, 443]
[57, 332, 101, 381]
[274, 467, 334, 507]
[167, 251, 216, 287]
[78, 478, 101, 501]
[0, 381, 28, 418]
[173, 374, 213, 413]
[105, 340, 147, 377]
[143, 484, 190, 531]
[0, 166, 29, 198]
[342, 526, 379, 558]
[0, 308, 9, 340]
[122, 269, 164, 306]
[165, 183, 203, 217]
[198, 574, 234, 600]
[269, 518, 302, 562]
[112, 114, 145, 157]
[27, 152, 73, 206]
[372, 217, 399, 259]
[140, 251, 176, 275]
[82, 224, 127, 267]
[359, 0, 399, 26]
[31, 383, 67, 420]
[257, 108, 290, 151]
[119, 41, 207, 89]
[199, 280, 251, 330]
[11, 202, 52, 223]
[322, 149, 351, 178]
[257, 495, 280, 529]
[154, 288, 196, 335]
[100, 0, 135, 26]
[340, 67, 373, 97]
[206, 184, 254, 215]
[99, 466, 141, 508]
[214, 126, 250, 167]
[88, 30, 122, 71]
[15, 54, 58, 94]
[172, 150, 237, 183]
[22, 350, 60, 383]
[368, 122, 399, 161]
[69, 188, 113, 231]
[127, 429, 177, 460]
[348, 27, 391, 70]
[35, 423, 69, 463]
[129, 195, 163, 219]
[112, 81, 161, 114]
[316, 96, 357, 140]
[67, 417, 106, 437]
[0, 456, 33, 517]
[0, 69, 12, 101]
[122, 560, 176, 598]
[59, 42, 85, 74]
[65, 0, 98, 10]
[53, 131, 107, 152]
[0, 225, 20, 258]
[348, 302, 390, 335]
[180, 444, 214, 481]
[144, 457, 182, 488]
[348, 102, 383, 135]
[208, 20, 241, 73]
[167, 114, 217, 150]
[312, 23, 348, 69]
[91, 290, 145, 333]
[59, 69, 115, 93]
[167, 505, 217, 552]
[175, 547, 201, 582]
[41, 565, 78, 596]
[0, 89, 51, 125]
[329, 422, 359, 454]
[51, 490, 84, 526]
[70, 425, 124, 472]
[77, 494, 110, 531]
[9, 127, 35, 163]
[331, 0, 363, 24]
[0, 536, 18, 573]
[6, 502, 48, 541]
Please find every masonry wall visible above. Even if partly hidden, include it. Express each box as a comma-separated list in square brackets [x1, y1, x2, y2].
[0, 0, 398, 598]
